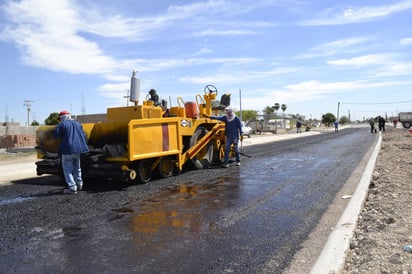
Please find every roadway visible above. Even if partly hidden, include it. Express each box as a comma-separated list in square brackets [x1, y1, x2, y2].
[0, 126, 379, 273]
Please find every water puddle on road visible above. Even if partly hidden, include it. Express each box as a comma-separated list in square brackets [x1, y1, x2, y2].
[0, 195, 34, 206]
[129, 176, 242, 237]
[126, 152, 332, 244]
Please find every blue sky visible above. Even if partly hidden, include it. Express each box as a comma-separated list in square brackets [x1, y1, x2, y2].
[1, 0, 412, 125]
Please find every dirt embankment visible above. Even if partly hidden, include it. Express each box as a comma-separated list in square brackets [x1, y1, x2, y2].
[342, 127, 412, 273]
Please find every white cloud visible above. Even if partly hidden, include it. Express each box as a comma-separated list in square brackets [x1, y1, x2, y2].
[296, 37, 372, 60]
[327, 54, 393, 67]
[284, 79, 412, 95]
[373, 62, 412, 77]
[233, 79, 412, 112]
[0, 0, 274, 77]
[131, 57, 260, 72]
[194, 48, 214, 56]
[286, 80, 357, 93]
[78, 0, 273, 40]
[167, 0, 229, 17]
[400, 37, 412, 45]
[195, 29, 258, 36]
[179, 67, 301, 84]
[238, 77, 412, 113]
[301, 1, 412, 26]
[2, 0, 412, 119]
[1, 0, 119, 74]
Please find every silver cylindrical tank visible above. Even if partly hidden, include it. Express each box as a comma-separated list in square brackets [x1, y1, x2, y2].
[130, 70, 140, 104]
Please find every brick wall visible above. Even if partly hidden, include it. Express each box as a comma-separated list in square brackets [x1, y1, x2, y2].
[0, 135, 36, 148]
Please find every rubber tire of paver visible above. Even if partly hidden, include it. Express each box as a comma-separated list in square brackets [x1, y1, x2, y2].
[158, 156, 174, 178]
[136, 159, 152, 184]
[190, 126, 213, 169]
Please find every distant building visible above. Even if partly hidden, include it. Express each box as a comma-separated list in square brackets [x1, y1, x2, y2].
[1, 121, 20, 126]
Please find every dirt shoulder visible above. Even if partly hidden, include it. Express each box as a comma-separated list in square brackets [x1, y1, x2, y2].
[342, 127, 412, 273]
[0, 151, 37, 164]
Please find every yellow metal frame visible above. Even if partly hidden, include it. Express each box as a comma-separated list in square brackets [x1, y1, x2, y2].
[36, 88, 228, 181]
[127, 117, 182, 161]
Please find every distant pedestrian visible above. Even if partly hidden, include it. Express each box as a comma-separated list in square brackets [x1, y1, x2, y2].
[393, 118, 398, 128]
[378, 116, 386, 132]
[54, 110, 89, 194]
[296, 120, 302, 133]
[369, 119, 376, 133]
[334, 120, 339, 133]
[209, 106, 243, 168]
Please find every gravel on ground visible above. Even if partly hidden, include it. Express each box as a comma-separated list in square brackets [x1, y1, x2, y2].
[342, 127, 412, 273]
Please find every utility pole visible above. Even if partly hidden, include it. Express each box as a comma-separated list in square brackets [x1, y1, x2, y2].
[337, 101, 340, 123]
[5, 103, 9, 135]
[124, 89, 130, 106]
[23, 100, 33, 134]
[81, 92, 86, 115]
[239, 88, 242, 121]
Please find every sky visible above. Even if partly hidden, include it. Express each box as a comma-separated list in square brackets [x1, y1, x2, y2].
[1, 0, 412, 125]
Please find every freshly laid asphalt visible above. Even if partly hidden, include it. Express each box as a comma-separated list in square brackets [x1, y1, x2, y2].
[242, 127, 382, 273]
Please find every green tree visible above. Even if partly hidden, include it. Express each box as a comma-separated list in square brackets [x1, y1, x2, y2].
[339, 116, 349, 125]
[45, 112, 60, 125]
[263, 106, 274, 115]
[322, 112, 336, 127]
[31, 120, 40, 126]
[235, 110, 258, 121]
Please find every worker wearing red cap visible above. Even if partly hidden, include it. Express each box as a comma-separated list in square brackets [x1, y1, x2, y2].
[54, 110, 89, 194]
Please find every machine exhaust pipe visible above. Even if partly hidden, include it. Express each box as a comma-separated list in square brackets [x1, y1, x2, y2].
[130, 70, 140, 105]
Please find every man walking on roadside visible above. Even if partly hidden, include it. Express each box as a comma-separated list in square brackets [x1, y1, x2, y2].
[54, 110, 89, 194]
[296, 120, 302, 133]
[334, 120, 339, 133]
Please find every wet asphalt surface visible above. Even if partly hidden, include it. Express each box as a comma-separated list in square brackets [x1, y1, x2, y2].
[0, 128, 377, 274]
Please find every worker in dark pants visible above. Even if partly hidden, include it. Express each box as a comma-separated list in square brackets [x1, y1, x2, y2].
[378, 116, 386, 132]
[334, 120, 339, 133]
[296, 120, 302, 133]
[369, 119, 376, 133]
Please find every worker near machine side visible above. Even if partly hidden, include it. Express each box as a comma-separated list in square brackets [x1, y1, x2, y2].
[54, 110, 89, 194]
[209, 106, 243, 168]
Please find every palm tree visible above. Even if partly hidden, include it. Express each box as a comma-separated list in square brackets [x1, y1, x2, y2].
[281, 104, 287, 114]
[280, 104, 287, 130]
[273, 103, 280, 113]
[273, 103, 280, 133]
